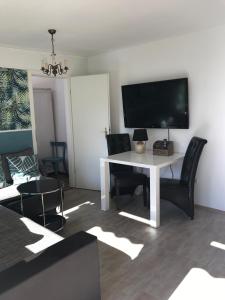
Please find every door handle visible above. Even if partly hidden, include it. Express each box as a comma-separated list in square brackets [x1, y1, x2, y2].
[104, 127, 111, 137]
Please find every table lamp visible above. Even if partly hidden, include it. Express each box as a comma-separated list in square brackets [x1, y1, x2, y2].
[133, 129, 148, 154]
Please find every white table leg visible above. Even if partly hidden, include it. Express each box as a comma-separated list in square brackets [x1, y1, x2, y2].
[149, 166, 160, 228]
[100, 158, 110, 211]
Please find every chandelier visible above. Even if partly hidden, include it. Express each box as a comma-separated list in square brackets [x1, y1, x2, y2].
[41, 29, 69, 77]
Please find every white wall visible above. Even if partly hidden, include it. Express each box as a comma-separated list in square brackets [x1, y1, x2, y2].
[88, 25, 225, 211]
[32, 76, 55, 89]
[53, 79, 67, 143]
[0, 45, 87, 75]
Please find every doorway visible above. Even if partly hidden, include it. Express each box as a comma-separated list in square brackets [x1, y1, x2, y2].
[31, 75, 70, 188]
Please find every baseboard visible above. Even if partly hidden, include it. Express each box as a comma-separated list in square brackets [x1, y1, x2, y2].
[196, 204, 225, 215]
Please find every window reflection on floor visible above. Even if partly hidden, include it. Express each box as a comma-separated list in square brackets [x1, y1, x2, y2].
[86, 226, 144, 260]
[21, 217, 63, 254]
[210, 241, 225, 251]
[169, 268, 225, 300]
[59, 201, 95, 219]
[118, 211, 150, 225]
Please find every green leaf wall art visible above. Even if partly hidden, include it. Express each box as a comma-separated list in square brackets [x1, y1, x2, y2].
[0, 68, 31, 131]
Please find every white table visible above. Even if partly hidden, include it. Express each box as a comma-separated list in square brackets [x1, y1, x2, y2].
[100, 151, 184, 228]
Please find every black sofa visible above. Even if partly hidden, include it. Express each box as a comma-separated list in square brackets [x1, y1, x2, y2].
[0, 231, 101, 300]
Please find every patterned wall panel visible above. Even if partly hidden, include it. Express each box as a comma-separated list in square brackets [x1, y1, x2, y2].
[0, 68, 31, 131]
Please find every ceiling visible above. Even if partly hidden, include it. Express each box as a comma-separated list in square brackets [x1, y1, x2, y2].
[1, 0, 225, 56]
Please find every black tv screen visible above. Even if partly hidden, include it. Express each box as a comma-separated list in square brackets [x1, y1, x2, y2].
[122, 78, 189, 129]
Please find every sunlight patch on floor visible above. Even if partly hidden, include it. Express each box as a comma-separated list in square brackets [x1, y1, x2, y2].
[60, 201, 95, 219]
[210, 241, 225, 251]
[169, 268, 225, 300]
[118, 211, 150, 225]
[86, 226, 144, 260]
[20, 217, 63, 254]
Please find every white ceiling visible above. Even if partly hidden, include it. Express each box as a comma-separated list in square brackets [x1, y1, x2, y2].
[1, 0, 225, 56]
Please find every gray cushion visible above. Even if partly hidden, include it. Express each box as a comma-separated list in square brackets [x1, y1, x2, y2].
[1, 148, 33, 184]
[7, 155, 40, 185]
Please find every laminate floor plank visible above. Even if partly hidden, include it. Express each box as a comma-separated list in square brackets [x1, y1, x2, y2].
[60, 189, 225, 300]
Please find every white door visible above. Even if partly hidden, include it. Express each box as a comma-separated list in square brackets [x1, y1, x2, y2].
[33, 89, 55, 159]
[71, 74, 110, 190]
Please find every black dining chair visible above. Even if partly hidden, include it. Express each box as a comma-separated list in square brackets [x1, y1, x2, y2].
[42, 142, 68, 177]
[160, 136, 207, 219]
[106, 134, 149, 209]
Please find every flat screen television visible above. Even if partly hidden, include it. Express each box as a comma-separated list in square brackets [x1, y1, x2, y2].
[122, 78, 189, 129]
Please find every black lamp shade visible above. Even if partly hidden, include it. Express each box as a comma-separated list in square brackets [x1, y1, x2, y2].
[133, 129, 148, 141]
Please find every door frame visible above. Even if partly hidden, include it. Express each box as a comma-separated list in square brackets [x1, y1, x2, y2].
[29, 72, 76, 187]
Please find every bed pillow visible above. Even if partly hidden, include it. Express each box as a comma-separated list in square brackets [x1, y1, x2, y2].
[7, 155, 41, 185]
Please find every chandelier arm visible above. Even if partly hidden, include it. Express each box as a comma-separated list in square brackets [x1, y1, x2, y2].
[57, 64, 63, 75]
[48, 64, 52, 75]
[60, 63, 64, 74]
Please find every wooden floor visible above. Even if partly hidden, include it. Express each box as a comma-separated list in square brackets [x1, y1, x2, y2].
[61, 188, 225, 300]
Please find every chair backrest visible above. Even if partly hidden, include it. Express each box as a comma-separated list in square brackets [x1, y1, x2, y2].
[180, 136, 207, 187]
[106, 134, 133, 174]
[50, 142, 66, 159]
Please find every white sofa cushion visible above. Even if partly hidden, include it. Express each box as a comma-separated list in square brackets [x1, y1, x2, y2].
[0, 176, 46, 202]
[0, 184, 20, 201]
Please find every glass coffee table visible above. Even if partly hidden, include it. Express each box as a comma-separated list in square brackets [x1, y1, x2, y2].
[17, 178, 65, 232]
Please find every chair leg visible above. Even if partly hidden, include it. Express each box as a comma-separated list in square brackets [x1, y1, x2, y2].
[63, 159, 68, 175]
[188, 201, 194, 220]
[41, 161, 48, 176]
[53, 162, 59, 177]
[115, 183, 121, 210]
